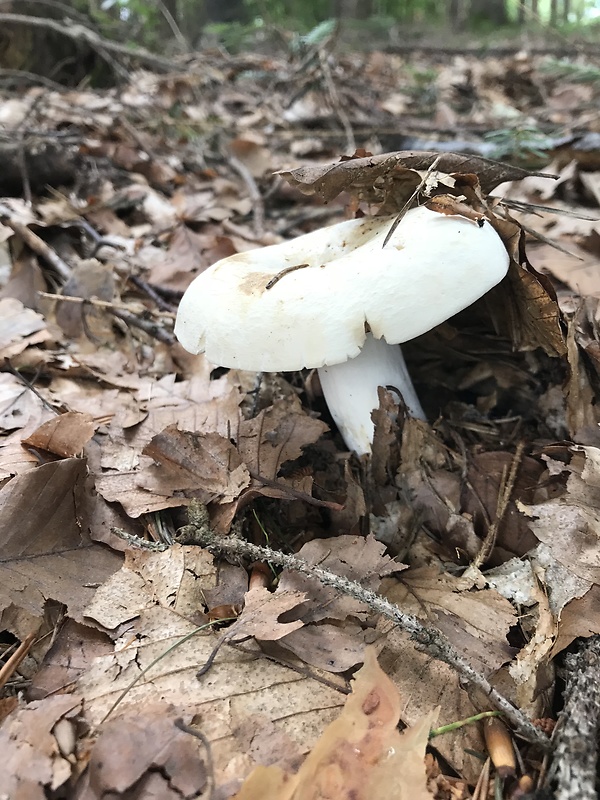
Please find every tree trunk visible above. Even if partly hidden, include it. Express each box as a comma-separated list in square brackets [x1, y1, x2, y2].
[203, 0, 248, 24]
[549, 0, 558, 26]
[333, 0, 374, 17]
[471, 0, 508, 25]
[448, 0, 469, 32]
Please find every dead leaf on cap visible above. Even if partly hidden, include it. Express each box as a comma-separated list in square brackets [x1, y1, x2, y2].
[278, 150, 553, 208]
[22, 411, 98, 457]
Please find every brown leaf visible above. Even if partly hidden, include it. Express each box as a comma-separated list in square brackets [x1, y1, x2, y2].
[0, 297, 48, 359]
[142, 424, 251, 502]
[74, 703, 208, 799]
[382, 566, 516, 677]
[518, 445, 600, 586]
[273, 536, 398, 672]
[54, 259, 115, 339]
[486, 215, 566, 357]
[278, 150, 551, 206]
[233, 647, 436, 800]
[238, 397, 328, 479]
[29, 620, 114, 701]
[231, 586, 307, 641]
[0, 459, 122, 637]
[76, 544, 345, 789]
[551, 584, 600, 656]
[1, 695, 81, 799]
[22, 411, 98, 458]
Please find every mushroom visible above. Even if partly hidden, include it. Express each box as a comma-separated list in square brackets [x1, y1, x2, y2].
[175, 205, 509, 454]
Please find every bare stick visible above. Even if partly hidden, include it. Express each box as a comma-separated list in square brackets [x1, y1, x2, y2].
[180, 501, 549, 748]
[472, 441, 525, 569]
[0, 633, 36, 691]
[228, 155, 265, 240]
[0, 204, 71, 280]
[318, 49, 355, 154]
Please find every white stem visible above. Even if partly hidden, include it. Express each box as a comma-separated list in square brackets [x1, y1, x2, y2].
[317, 333, 425, 455]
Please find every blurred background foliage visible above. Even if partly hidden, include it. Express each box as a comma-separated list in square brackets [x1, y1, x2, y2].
[0, 0, 598, 86]
[98, 0, 600, 51]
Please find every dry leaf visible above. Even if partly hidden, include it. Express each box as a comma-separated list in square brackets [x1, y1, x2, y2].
[0, 458, 122, 637]
[233, 646, 436, 800]
[0, 695, 81, 798]
[73, 703, 208, 799]
[22, 411, 98, 457]
[76, 543, 345, 789]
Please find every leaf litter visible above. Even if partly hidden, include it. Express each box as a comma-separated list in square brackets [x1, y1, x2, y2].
[0, 39, 599, 799]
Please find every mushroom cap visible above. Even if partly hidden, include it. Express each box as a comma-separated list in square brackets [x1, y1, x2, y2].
[175, 206, 509, 372]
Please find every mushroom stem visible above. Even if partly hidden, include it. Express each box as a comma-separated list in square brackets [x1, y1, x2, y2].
[317, 333, 425, 455]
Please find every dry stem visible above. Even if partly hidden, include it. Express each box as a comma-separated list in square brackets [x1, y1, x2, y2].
[180, 501, 550, 749]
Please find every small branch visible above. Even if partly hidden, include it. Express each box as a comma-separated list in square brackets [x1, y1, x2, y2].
[111, 308, 176, 345]
[38, 291, 176, 345]
[249, 471, 344, 511]
[156, 0, 190, 52]
[0, 204, 71, 280]
[382, 155, 441, 248]
[181, 502, 549, 749]
[228, 155, 265, 240]
[128, 275, 178, 312]
[0, 68, 64, 90]
[0, 632, 37, 691]
[548, 636, 600, 800]
[472, 441, 525, 569]
[318, 49, 355, 154]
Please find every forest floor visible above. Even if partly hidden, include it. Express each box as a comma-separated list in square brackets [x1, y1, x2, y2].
[1, 32, 600, 799]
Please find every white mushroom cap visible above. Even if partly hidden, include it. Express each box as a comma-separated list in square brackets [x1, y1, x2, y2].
[175, 206, 509, 372]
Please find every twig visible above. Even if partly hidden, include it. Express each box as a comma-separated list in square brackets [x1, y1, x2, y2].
[180, 501, 549, 749]
[111, 308, 176, 345]
[128, 276, 178, 312]
[382, 156, 441, 248]
[3, 360, 58, 414]
[472, 441, 525, 569]
[249, 471, 344, 511]
[318, 49, 355, 154]
[0, 68, 63, 90]
[0, 633, 36, 691]
[228, 155, 265, 240]
[174, 719, 214, 800]
[265, 263, 309, 290]
[548, 636, 600, 800]
[37, 291, 141, 313]
[156, 0, 190, 52]
[0, 204, 71, 280]
[38, 291, 176, 344]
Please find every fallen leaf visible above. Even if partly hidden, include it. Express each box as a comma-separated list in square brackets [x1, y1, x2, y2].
[73, 703, 208, 799]
[0, 695, 81, 799]
[0, 458, 122, 637]
[233, 646, 436, 800]
[23, 411, 98, 458]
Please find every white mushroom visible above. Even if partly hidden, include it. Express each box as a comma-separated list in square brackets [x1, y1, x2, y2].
[175, 205, 510, 454]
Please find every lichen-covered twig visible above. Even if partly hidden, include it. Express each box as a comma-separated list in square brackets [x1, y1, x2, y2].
[179, 501, 550, 749]
[548, 636, 600, 799]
